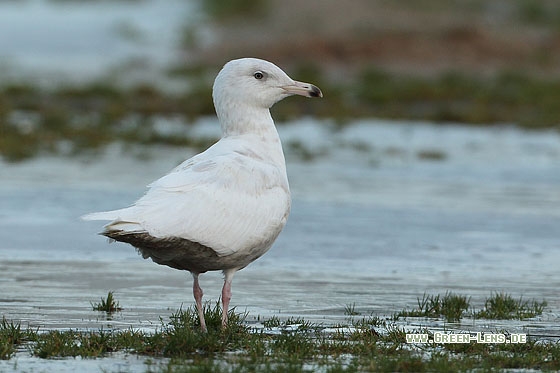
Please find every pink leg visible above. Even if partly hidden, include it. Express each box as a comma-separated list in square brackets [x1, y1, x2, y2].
[221, 269, 236, 328]
[192, 273, 207, 332]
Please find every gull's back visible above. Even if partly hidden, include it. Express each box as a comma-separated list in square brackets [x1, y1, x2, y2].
[95, 134, 290, 272]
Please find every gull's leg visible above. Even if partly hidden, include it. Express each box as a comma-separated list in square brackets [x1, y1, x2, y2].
[192, 272, 207, 332]
[221, 269, 236, 328]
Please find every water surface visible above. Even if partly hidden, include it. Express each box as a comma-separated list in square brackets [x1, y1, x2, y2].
[1, 120, 558, 335]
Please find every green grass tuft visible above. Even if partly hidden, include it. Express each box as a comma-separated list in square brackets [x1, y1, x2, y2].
[0, 296, 557, 371]
[0, 317, 24, 360]
[475, 292, 547, 320]
[397, 292, 470, 322]
[344, 303, 361, 316]
[91, 291, 123, 313]
[396, 292, 547, 322]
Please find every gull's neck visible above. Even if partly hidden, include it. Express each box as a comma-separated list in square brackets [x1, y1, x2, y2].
[217, 103, 278, 139]
[216, 103, 287, 172]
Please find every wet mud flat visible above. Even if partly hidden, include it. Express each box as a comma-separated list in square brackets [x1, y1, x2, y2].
[0, 256, 558, 334]
[1, 120, 559, 370]
[0, 254, 559, 372]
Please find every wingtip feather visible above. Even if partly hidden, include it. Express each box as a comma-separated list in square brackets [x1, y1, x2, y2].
[81, 211, 117, 221]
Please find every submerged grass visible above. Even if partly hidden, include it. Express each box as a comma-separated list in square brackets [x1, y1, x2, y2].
[0, 293, 557, 371]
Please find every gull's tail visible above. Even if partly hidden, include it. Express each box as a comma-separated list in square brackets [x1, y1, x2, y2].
[82, 208, 145, 234]
[82, 210, 120, 221]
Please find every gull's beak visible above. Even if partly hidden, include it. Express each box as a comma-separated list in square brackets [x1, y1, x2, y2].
[282, 80, 323, 98]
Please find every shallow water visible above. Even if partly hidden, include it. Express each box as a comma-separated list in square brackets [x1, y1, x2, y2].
[1, 119, 559, 370]
[0, 0, 198, 84]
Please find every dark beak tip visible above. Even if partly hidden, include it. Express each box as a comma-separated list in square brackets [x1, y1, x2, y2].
[310, 85, 323, 98]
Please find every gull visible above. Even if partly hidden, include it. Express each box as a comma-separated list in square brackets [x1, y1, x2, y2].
[83, 58, 322, 331]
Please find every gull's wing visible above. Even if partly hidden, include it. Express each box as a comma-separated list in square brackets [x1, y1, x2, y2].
[84, 139, 291, 256]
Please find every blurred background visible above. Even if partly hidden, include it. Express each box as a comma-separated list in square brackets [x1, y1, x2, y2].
[0, 0, 559, 337]
[1, 0, 560, 161]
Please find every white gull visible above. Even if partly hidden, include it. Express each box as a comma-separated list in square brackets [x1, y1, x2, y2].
[83, 58, 322, 331]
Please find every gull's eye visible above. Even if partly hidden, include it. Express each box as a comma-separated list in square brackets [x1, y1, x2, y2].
[253, 71, 264, 80]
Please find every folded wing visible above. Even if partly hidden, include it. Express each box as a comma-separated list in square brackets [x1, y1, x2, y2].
[83, 143, 290, 257]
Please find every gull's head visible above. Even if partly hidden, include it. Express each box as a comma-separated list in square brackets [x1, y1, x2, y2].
[213, 58, 322, 113]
